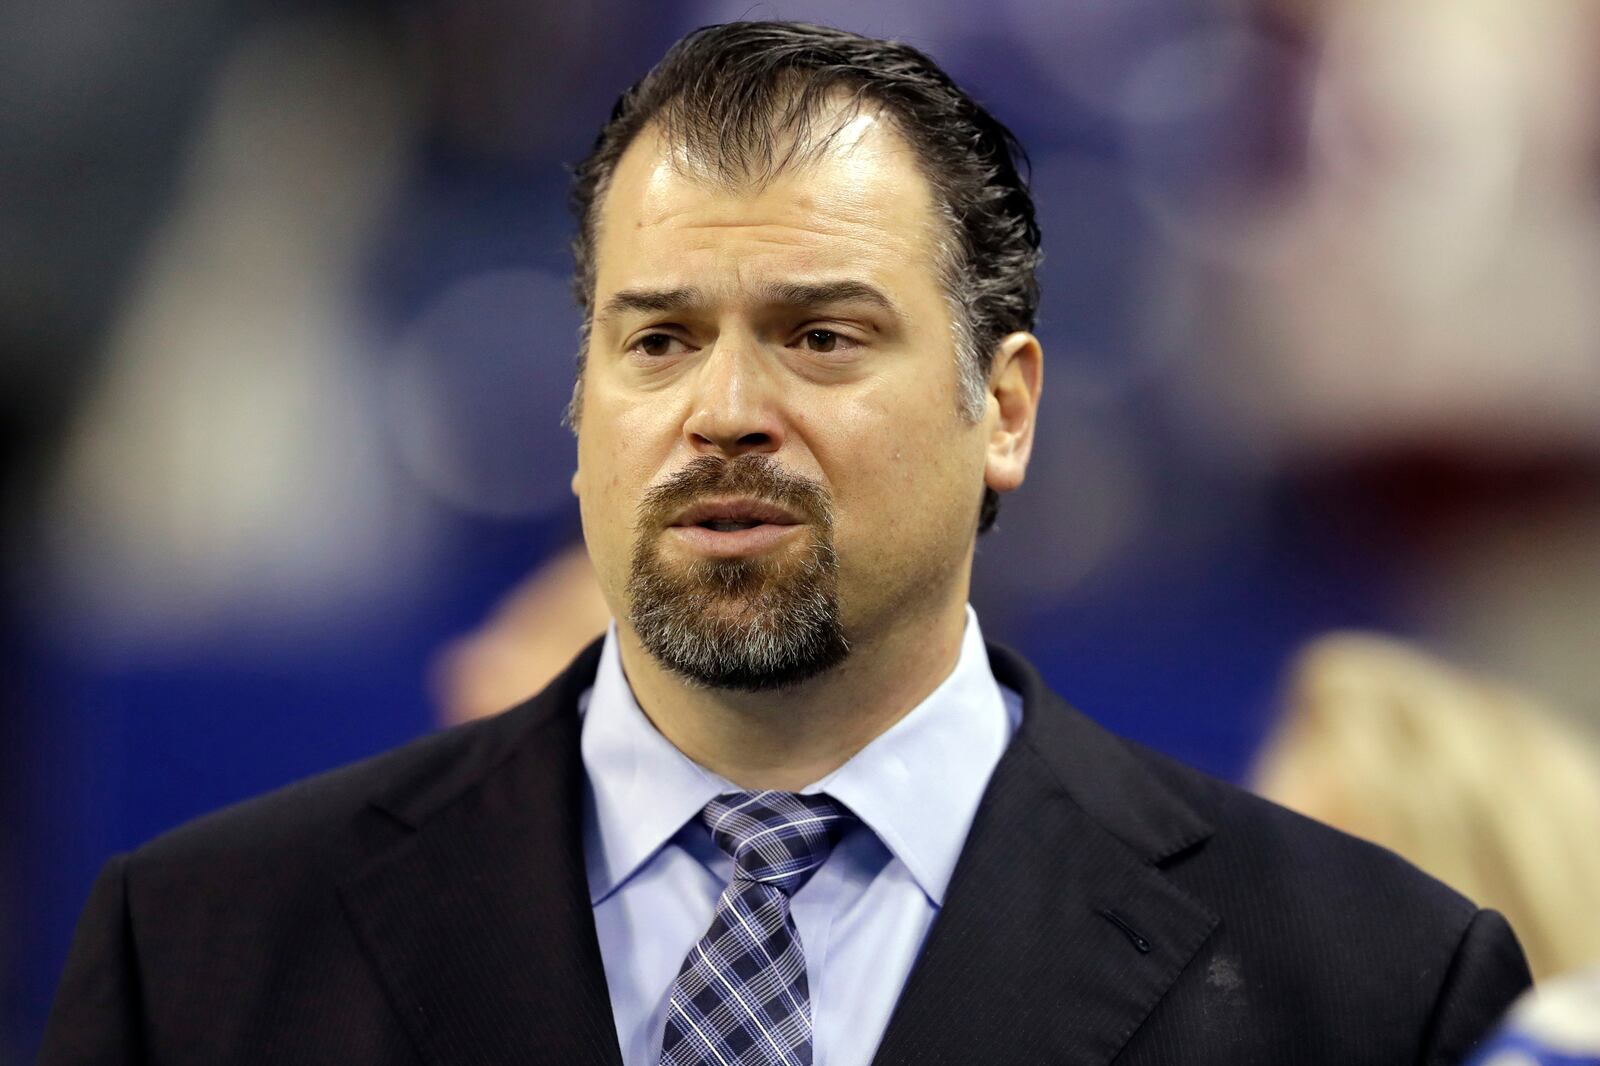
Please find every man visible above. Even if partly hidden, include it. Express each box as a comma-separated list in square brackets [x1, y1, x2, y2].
[44, 22, 1530, 1066]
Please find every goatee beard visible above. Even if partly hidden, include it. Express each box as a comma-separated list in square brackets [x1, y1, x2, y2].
[627, 454, 849, 691]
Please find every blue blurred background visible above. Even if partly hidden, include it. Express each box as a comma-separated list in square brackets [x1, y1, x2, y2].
[6, 0, 1600, 1058]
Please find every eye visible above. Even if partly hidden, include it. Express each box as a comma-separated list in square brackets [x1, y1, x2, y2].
[631, 332, 689, 358]
[797, 329, 854, 354]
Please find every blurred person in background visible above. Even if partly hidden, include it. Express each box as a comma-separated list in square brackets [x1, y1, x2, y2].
[1466, 970, 1600, 1066]
[433, 542, 611, 724]
[40, 21, 1530, 1066]
[1254, 632, 1600, 983]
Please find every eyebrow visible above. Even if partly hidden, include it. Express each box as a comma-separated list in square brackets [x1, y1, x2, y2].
[758, 280, 902, 322]
[596, 287, 705, 325]
[595, 280, 903, 326]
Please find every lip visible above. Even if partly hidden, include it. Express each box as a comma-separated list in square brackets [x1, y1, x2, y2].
[668, 521, 805, 557]
[665, 496, 806, 559]
[670, 496, 803, 529]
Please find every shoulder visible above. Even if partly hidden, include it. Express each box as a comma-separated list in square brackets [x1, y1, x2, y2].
[1122, 717, 1482, 937]
[994, 641, 1478, 925]
[1158, 736, 1478, 915]
[992, 641, 1503, 974]
[138, 709, 494, 859]
[125, 640, 600, 894]
[1006, 662, 1532, 1053]
[1098, 734, 1530, 1059]
[1087, 713, 1533, 1029]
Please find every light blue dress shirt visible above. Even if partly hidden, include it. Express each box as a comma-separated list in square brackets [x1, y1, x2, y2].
[579, 606, 1022, 1066]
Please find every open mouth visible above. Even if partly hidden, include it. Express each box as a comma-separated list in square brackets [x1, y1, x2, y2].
[671, 498, 803, 530]
[698, 518, 768, 532]
[667, 497, 805, 555]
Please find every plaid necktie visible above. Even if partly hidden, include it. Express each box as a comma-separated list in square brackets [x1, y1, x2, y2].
[659, 790, 856, 1066]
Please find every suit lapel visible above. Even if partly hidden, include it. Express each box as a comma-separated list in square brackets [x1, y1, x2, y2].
[870, 646, 1220, 1065]
[339, 641, 624, 1066]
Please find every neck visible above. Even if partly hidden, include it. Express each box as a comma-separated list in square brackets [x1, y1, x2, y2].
[616, 597, 971, 791]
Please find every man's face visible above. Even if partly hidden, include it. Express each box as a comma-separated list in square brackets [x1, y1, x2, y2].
[573, 111, 992, 687]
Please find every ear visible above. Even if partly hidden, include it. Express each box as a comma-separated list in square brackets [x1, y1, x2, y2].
[983, 331, 1043, 495]
[570, 467, 582, 497]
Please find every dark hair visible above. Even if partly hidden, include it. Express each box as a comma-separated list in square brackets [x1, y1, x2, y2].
[569, 21, 1041, 533]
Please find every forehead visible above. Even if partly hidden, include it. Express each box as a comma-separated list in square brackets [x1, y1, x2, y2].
[591, 111, 946, 301]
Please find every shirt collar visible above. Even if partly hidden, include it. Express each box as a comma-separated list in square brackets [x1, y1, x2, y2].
[807, 606, 1015, 906]
[579, 606, 1018, 907]
[580, 628, 733, 905]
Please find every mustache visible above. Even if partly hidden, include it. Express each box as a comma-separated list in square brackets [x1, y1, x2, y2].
[637, 455, 832, 530]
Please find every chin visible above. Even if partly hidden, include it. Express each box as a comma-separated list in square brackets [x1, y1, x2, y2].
[628, 561, 849, 693]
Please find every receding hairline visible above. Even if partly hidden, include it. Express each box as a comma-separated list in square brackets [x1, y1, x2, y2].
[655, 74, 903, 175]
[595, 80, 928, 210]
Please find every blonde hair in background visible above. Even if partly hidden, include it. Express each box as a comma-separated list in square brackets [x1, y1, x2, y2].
[1252, 632, 1600, 981]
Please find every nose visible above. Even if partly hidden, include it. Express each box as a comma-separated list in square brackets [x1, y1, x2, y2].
[681, 338, 785, 457]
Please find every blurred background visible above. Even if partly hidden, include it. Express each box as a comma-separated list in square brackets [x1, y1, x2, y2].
[5, 0, 1600, 1058]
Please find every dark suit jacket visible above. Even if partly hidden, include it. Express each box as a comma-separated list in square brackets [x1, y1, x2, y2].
[42, 642, 1531, 1064]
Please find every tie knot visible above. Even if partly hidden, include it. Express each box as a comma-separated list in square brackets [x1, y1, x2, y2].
[700, 790, 855, 896]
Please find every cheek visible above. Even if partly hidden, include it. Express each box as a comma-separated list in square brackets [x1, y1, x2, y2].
[580, 383, 676, 484]
[823, 388, 984, 551]
[575, 400, 669, 565]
